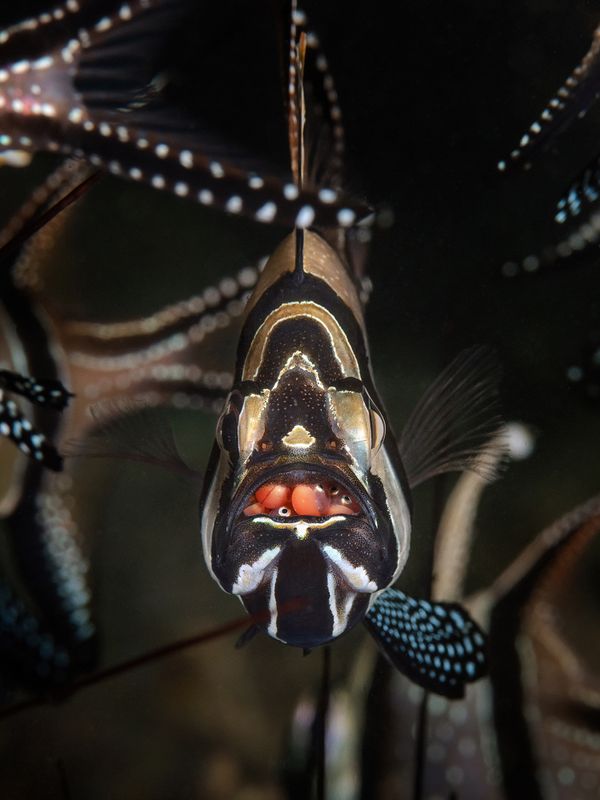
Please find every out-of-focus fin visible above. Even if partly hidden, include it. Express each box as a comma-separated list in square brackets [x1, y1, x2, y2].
[0, 396, 63, 470]
[287, 1, 307, 189]
[64, 403, 200, 480]
[0, 370, 73, 410]
[498, 24, 600, 172]
[399, 346, 505, 488]
[0, 2, 372, 229]
[71, 0, 370, 228]
[1, 469, 98, 693]
[364, 589, 487, 699]
[500, 216, 600, 278]
[63, 258, 263, 345]
[0, 581, 73, 691]
[0, 1, 140, 62]
[554, 154, 600, 224]
[74, 1, 192, 111]
[432, 422, 535, 603]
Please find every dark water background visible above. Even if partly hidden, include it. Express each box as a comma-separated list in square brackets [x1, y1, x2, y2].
[0, 1, 599, 797]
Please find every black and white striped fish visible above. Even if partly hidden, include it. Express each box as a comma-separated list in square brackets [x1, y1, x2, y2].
[200, 2, 503, 699]
[0, 0, 371, 229]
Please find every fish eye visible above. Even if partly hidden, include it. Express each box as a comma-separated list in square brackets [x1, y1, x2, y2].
[277, 506, 291, 516]
[330, 485, 340, 496]
[341, 495, 352, 505]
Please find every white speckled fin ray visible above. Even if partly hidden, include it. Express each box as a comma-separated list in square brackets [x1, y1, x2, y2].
[63, 259, 263, 342]
[499, 24, 600, 172]
[285, 3, 346, 196]
[287, 0, 306, 189]
[399, 346, 505, 488]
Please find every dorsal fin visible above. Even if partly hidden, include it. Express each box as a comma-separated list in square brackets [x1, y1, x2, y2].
[285, 3, 346, 196]
[287, 1, 307, 189]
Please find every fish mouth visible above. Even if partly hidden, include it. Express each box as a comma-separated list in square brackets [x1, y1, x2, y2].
[231, 462, 374, 524]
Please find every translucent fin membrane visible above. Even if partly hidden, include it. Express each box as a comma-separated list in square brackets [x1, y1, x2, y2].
[364, 589, 487, 698]
[64, 404, 200, 480]
[498, 24, 600, 172]
[399, 346, 505, 488]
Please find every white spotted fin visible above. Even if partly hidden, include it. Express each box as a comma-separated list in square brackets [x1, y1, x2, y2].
[0, 369, 73, 410]
[0, 0, 371, 229]
[498, 24, 600, 173]
[399, 346, 505, 488]
[0, 393, 64, 471]
[285, 1, 346, 197]
[364, 589, 487, 698]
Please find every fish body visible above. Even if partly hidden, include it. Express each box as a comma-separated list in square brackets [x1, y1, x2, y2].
[201, 228, 410, 647]
[197, 2, 498, 697]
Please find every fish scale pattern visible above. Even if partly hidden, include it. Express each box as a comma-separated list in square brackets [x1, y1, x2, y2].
[365, 588, 487, 698]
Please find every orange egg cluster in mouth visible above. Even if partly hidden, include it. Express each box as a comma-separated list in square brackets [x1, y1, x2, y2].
[242, 481, 361, 518]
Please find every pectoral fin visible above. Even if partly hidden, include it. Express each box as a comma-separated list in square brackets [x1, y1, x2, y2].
[399, 346, 505, 488]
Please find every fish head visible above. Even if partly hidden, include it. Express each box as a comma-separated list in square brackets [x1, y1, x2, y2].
[201, 363, 410, 647]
